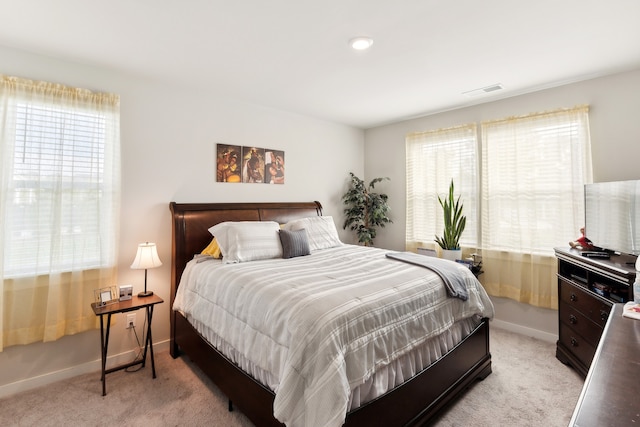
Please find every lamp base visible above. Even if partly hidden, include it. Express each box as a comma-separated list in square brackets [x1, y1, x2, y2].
[138, 290, 154, 297]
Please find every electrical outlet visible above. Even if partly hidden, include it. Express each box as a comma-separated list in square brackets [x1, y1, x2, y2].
[126, 313, 136, 329]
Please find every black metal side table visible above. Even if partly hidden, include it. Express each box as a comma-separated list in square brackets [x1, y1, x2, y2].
[91, 294, 164, 396]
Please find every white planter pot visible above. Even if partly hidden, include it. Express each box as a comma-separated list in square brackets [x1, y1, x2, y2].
[441, 249, 462, 261]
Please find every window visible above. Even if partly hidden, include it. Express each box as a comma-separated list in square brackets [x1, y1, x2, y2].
[481, 106, 592, 255]
[0, 75, 120, 350]
[6, 103, 117, 277]
[405, 123, 478, 252]
[405, 106, 592, 309]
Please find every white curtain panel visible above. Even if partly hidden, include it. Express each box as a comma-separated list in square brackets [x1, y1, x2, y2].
[480, 106, 592, 308]
[0, 75, 121, 351]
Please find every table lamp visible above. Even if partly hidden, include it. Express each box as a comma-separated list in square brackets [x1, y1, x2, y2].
[130, 242, 162, 297]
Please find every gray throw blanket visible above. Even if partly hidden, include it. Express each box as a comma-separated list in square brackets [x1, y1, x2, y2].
[386, 251, 469, 301]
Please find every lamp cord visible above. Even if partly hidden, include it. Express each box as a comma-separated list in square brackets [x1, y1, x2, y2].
[125, 313, 148, 372]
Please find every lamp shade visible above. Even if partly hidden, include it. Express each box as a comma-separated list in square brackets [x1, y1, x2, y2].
[130, 242, 162, 270]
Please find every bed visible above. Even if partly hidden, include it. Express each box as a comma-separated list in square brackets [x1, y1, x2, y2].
[169, 201, 493, 427]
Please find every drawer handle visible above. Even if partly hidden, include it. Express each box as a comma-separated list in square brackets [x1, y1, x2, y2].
[570, 293, 577, 302]
[600, 311, 608, 322]
[569, 314, 577, 324]
[570, 337, 578, 347]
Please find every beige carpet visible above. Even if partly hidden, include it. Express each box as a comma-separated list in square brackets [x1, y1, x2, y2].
[0, 327, 583, 426]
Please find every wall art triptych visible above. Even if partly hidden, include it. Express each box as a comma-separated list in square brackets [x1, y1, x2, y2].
[216, 144, 284, 184]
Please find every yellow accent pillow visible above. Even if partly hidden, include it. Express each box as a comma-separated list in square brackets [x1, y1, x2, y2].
[201, 237, 222, 258]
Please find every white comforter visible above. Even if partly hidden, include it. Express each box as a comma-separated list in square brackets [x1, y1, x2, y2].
[173, 245, 494, 427]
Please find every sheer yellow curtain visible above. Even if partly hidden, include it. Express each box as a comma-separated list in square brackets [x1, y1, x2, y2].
[0, 75, 120, 351]
[480, 106, 592, 309]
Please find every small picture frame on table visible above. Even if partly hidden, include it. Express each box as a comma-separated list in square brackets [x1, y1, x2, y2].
[119, 284, 133, 301]
[94, 286, 118, 307]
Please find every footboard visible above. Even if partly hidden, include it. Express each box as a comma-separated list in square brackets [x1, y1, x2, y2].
[345, 318, 491, 426]
[173, 310, 490, 427]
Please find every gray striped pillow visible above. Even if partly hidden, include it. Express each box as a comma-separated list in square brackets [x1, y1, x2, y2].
[279, 229, 311, 259]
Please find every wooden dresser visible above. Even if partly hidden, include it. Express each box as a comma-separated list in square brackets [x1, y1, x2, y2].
[554, 247, 636, 377]
[570, 304, 640, 426]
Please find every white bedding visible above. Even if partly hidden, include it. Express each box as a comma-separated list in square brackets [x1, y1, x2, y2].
[173, 245, 494, 427]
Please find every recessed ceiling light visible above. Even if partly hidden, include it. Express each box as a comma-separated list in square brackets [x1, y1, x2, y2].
[349, 37, 373, 50]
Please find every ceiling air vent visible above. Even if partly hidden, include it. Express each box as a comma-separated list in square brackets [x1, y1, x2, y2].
[462, 83, 504, 97]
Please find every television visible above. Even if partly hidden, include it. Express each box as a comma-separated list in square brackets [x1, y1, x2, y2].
[584, 180, 640, 256]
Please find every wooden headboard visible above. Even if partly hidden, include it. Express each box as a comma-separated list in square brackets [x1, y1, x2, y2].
[168, 201, 323, 310]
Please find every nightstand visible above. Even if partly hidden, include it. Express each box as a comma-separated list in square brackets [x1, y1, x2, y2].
[91, 294, 164, 396]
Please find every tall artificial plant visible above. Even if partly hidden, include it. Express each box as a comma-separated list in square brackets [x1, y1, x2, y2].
[342, 172, 392, 247]
[435, 180, 466, 250]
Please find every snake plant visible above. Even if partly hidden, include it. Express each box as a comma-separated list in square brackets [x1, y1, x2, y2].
[435, 180, 466, 250]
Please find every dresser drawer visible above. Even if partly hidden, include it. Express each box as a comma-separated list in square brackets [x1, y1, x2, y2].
[559, 279, 612, 327]
[559, 301, 604, 347]
[558, 325, 597, 368]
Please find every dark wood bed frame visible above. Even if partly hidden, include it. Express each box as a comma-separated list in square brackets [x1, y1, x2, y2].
[169, 201, 492, 427]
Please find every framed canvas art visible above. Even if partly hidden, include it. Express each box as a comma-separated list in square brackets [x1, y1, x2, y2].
[216, 144, 242, 183]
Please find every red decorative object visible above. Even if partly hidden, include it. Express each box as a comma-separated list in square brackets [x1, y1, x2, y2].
[569, 227, 595, 250]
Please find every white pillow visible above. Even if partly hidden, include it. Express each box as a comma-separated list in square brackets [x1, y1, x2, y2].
[283, 216, 342, 251]
[208, 221, 282, 263]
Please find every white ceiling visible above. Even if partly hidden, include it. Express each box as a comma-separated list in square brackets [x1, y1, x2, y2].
[1, 0, 639, 129]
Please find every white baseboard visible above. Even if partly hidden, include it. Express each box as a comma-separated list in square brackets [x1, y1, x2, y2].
[0, 339, 169, 399]
[491, 319, 557, 343]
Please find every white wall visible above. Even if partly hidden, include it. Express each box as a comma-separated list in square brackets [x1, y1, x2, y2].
[0, 45, 364, 395]
[364, 68, 640, 341]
